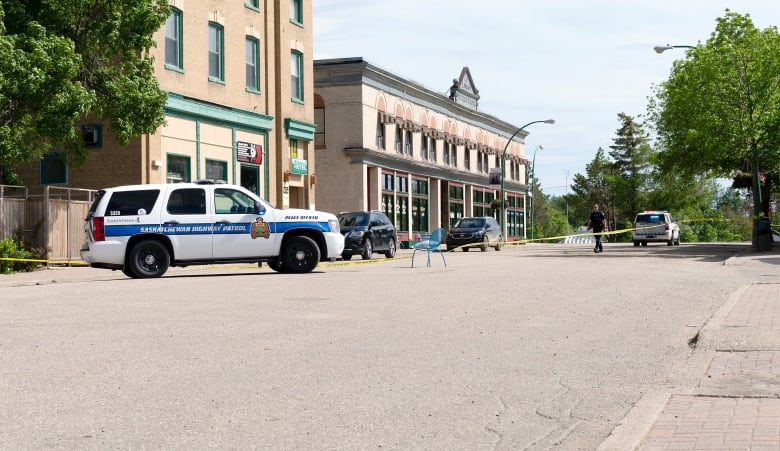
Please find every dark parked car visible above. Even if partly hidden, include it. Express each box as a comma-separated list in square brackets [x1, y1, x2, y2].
[446, 216, 503, 252]
[337, 211, 397, 260]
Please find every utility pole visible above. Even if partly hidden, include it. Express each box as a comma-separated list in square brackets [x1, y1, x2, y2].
[565, 170, 570, 235]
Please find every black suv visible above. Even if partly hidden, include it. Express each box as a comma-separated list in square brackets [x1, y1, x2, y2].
[446, 216, 503, 252]
[337, 211, 397, 260]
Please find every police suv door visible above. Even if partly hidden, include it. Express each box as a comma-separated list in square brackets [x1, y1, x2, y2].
[160, 186, 213, 261]
[211, 187, 276, 259]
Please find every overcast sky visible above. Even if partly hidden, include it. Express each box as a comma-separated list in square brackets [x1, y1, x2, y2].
[313, 1, 778, 195]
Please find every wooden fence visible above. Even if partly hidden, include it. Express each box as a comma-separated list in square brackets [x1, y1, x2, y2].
[0, 185, 97, 264]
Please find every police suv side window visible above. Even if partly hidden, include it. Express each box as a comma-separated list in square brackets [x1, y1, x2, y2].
[214, 188, 256, 214]
[167, 188, 206, 215]
[106, 190, 159, 216]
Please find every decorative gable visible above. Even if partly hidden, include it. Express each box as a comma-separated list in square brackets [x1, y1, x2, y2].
[451, 66, 480, 110]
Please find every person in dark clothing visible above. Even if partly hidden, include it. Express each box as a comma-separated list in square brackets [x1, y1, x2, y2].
[587, 203, 607, 253]
[449, 79, 459, 100]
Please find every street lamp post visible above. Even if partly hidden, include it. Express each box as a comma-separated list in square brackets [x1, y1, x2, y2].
[529, 145, 543, 241]
[499, 119, 555, 239]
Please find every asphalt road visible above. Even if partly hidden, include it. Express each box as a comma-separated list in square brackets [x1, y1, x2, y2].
[0, 242, 776, 450]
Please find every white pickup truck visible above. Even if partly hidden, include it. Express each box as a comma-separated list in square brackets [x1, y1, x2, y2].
[81, 181, 344, 278]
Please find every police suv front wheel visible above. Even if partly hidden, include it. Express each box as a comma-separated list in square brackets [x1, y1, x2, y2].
[280, 236, 320, 273]
[128, 240, 170, 278]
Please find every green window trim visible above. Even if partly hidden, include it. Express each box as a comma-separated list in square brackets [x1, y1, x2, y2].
[40, 153, 68, 185]
[165, 93, 273, 131]
[290, 50, 303, 102]
[208, 22, 224, 82]
[245, 36, 260, 93]
[284, 118, 315, 141]
[165, 8, 183, 70]
[290, 0, 303, 25]
[244, 0, 260, 11]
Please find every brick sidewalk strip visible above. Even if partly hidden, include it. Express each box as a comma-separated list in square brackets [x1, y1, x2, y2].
[722, 284, 780, 329]
[697, 351, 780, 402]
[709, 351, 780, 377]
[638, 395, 780, 450]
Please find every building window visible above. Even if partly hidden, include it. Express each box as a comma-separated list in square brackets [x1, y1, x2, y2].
[245, 0, 259, 10]
[206, 159, 227, 182]
[166, 154, 191, 183]
[394, 126, 402, 153]
[464, 148, 471, 170]
[245, 37, 260, 92]
[396, 174, 408, 194]
[448, 184, 464, 228]
[164, 8, 183, 70]
[405, 130, 413, 156]
[208, 22, 224, 82]
[290, 0, 302, 25]
[289, 139, 299, 159]
[40, 153, 67, 184]
[290, 51, 303, 102]
[81, 124, 102, 148]
[421, 136, 428, 160]
[376, 115, 385, 149]
[482, 153, 489, 173]
[314, 107, 325, 149]
[395, 174, 409, 233]
[443, 143, 450, 165]
[430, 139, 437, 162]
[382, 173, 394, 190]
[473, 189, 494, 218]
[381, 193, 395, 227]
[451, 145, 458, 168]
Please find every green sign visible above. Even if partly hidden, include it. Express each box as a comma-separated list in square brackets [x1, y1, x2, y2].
[291, 158, 307, 175]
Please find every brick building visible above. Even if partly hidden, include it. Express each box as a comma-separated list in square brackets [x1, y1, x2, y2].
[17, 0, 316, 210]
[313, 58, 533, 242]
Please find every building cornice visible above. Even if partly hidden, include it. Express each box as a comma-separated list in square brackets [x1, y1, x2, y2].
[343, 147, 528, 193]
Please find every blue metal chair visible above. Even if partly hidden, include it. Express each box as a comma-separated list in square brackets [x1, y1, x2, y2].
[411, 227, 447, 268]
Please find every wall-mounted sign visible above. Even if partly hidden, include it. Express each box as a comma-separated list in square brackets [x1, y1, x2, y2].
[488, 167, 501, 187]
[291, 158, 308, 175]
[237, 141, 263, 164]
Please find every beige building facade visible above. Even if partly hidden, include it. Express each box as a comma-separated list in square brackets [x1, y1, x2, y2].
[17, 0, 315, 210]
[314, 58, 532, 243]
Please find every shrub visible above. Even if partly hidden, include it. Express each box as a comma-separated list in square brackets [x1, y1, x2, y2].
[0, 238, 45, 274]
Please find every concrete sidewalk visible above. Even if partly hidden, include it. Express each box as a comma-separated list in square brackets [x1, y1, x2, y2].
[601, 283, 780, 450]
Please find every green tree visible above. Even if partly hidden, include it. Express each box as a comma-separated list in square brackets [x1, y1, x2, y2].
[569, 147, 615, 229]
[648, 10, 780, 250]
[529, 178, 569, 240]
[608, 112, 652, 225]
[0, 0, 170, 182]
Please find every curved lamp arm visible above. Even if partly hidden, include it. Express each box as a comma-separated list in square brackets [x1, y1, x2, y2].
[654, 44, 694, 54]
[499, 119, 555, 237]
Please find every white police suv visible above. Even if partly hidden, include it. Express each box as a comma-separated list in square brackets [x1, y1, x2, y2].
[81, 181, 344, 278]
[632, 210, 680, 246]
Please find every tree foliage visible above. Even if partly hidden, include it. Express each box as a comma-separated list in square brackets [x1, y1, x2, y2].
[648, 10, 780, 220]
[0, 0, 170, 182]
[529, 177, 570, 240]
[608, 112, 653, 225]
